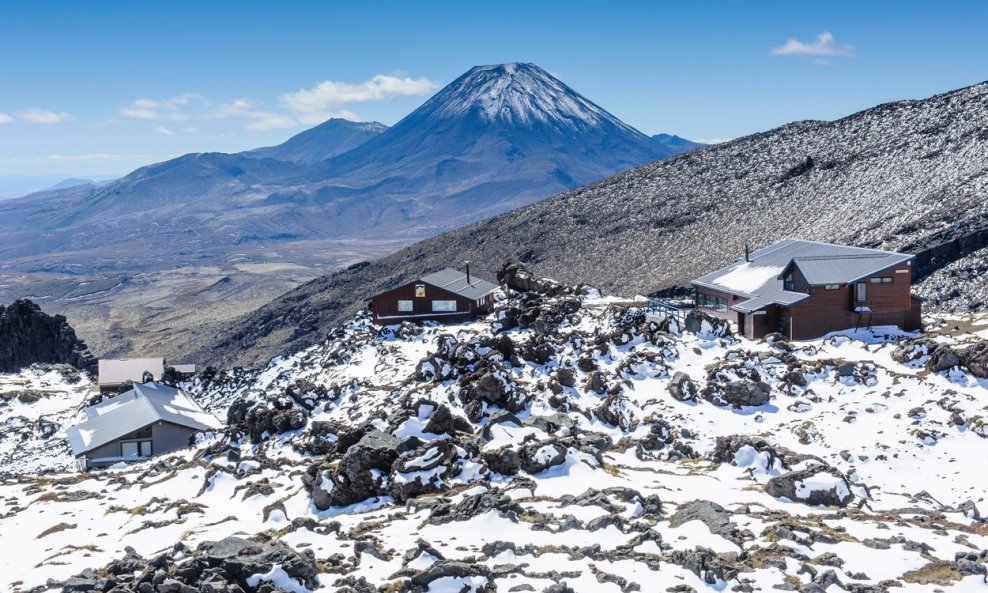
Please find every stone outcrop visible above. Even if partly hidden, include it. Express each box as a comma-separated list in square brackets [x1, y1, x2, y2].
[0, 299, 96, 373]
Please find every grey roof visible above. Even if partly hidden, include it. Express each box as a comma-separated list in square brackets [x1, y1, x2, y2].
[67, 383, 222, 456]
[420, 268, 498, 300]
[98, 358, 164, 386]
[692, 239, 914, 313]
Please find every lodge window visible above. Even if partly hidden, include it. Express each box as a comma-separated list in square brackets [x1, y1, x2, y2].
[397, 300, 413, 312]
[855, 282, 867, 302]
[121, 440, 152, 458]
[824, 284, 840, 290]
[432, 300, 457, 312]
[783, 274, 795, 291]
[870, 277, 893, 284]
[697, 292, 727, 313]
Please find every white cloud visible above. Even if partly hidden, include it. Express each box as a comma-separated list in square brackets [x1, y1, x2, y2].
[0, 108, 74, 124]
[280, 74, 437, 124]
[120, 93, 202, 121]
[156, 126, 176, 136]
[771, 32, 856, 59]
[117, 72, 437, 132]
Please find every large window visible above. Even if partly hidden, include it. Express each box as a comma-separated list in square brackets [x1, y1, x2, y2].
[697, 292, 728, 313]
[398, 300, 413, 312]
[121, 440, 152, 458]
[855, 282, 867, 302]
[432, 300, 457, 312]
[783, 274, 795, 291]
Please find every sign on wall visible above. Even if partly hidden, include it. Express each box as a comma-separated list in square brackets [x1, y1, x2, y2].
[415, 284, 426, 297]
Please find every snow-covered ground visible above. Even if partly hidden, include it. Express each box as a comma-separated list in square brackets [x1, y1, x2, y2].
[1, 288, 987, 592]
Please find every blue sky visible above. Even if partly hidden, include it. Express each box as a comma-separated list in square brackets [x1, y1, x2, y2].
[1, 0, 986, 177]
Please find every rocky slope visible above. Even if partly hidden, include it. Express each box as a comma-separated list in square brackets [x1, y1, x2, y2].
[200, 79, 988, 368]
[0, 300, 96, 374]
[2, 273, 987, 592]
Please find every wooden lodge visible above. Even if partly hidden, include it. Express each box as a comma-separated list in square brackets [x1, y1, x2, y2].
[370, 265, 497, 324]
[691, 239, 924, 340]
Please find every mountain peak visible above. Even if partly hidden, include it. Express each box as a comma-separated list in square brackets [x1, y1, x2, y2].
[421, 62, 640, 133]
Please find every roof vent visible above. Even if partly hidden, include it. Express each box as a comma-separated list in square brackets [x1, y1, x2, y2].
[744, 244, 750, 262]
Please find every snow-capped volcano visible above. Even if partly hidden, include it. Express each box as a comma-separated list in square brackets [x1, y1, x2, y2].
[312, 62, 672, 227]
[424, 63, 646, 133]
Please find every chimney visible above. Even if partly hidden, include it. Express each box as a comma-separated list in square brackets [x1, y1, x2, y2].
[744, 244, 750, 262]
[465, 261, 471, 285]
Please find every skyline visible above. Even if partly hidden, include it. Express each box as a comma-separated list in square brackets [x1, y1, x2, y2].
[1, 1, 987, 178]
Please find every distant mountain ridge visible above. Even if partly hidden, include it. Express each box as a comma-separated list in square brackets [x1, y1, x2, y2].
[651, 133, 707, 154]
[242, 119, 388, 163]
[0, 63, 683, 271]
[195, 79, 988, 368]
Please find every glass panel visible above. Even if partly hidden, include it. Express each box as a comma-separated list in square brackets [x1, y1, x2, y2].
[121, 442, 139, 457]
[856, 283, 867, 301]
[398, 300, 413, 312]
[432, 300, 457, 312]
[139, 440, 152, 457]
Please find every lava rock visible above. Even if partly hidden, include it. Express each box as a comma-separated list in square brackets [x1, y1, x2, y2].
[304, 430, 398, 509]
[765, 465, 854, 507]
[0, 299, 97, 373]
[667, 372, 697, 401]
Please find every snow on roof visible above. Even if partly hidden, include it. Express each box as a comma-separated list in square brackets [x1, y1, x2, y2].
[692, 239, 914, 313]
[98, 358, 165, 386]
[419, 268, 498, 300]
[67, 383, 222, 456]
[710, 262, 786, 295]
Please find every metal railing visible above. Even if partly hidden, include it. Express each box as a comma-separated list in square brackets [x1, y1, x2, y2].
[646, 300, 693, 325]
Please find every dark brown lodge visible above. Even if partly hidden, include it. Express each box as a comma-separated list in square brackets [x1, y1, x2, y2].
[370, 267, 498, 324]
[691, 239, 924, 341]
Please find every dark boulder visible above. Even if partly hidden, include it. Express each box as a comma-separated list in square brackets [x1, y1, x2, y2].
[303, 430, 398, 509]
[962, 341, 988, 378]
[667, 372, 697, 401]
[483, 447, 522, 475]
[927, 345, 962, 372]
[423, 404, 473, 436]
[668, 500, 743, 546]
[765, 465, 854, 507]
[497, 261, 566, 296]
[389, 440, 464, 502]
[520, 442, 567, 474]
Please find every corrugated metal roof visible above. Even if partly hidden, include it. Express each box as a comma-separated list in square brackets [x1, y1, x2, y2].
[67, 383, 222, 456]
[420, 268, 498, 300]
[691, 239, 913, 313]
[98, 358, 165, 386]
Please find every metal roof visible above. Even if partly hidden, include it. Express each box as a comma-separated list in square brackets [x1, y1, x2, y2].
[67, 383, 222, 456]
[420, 268, 498, 300]
[691, 239, 914, 313]
[98, 358, 165, 386]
